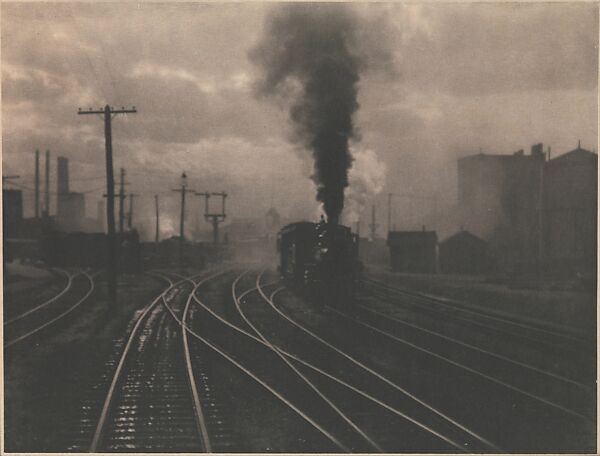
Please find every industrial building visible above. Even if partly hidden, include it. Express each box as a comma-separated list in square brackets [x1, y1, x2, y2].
[457, 142, 597, 275]
[439, 230, 489, 274]
[543, 144, 597, 274]
[3, 189, 23, 238]
[56, 156, 86, 231]
[457, 143, 544, 271]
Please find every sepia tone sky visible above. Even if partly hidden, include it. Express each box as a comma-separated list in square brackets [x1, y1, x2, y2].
[2, 2, 598, 237]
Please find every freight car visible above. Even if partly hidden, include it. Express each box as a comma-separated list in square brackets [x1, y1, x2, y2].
[277, 217, 361, 307]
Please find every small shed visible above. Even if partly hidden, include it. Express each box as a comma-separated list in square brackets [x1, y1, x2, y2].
[387, 230, 438, 273]
[439, 230, 489, 274]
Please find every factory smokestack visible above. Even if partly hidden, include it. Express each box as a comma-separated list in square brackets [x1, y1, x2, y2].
[252, 4, 381, 225]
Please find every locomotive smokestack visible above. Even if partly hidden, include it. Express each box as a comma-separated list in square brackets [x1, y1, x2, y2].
[252, 4, 374, 224]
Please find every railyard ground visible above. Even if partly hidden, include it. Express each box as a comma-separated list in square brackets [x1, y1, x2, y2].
[3, 270, 166, 451]
[3, 263, 597, 452]
[365, 263, 596, 334]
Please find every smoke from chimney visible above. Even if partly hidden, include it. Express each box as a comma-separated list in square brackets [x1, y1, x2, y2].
[251, 4, 393, 225]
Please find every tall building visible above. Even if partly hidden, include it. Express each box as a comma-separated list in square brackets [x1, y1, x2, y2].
[543, 144, 597, 273]
[457, 142, 597, 275]
[57, 156, 69, 195]
[457, 144, 545, 271]
[56, 157, 85, 231]
[3, 189, 23, 238]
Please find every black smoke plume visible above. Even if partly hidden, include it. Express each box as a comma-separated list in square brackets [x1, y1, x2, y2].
[251, 4, 377, 225]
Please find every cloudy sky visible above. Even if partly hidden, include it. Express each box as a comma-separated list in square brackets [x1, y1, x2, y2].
[2, 2, 598, 238]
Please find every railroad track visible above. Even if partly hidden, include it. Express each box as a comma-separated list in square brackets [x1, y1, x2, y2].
[169, 270, 353, 452]
[363, 278, 595, 356]
[361, 278, 596, 389]
[166, 269, 498, 452]
[4, 269, 96, 348]
[249, 271, 501, 452]
[87, 271, 215, 452]
[4, 268, 74, 324]
[266, 275, 594, 452]
[3, 267, 71, 308]
[329, 299, 595, 420]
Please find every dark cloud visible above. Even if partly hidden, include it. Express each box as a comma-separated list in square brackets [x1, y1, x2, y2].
[1, 2, 597, 234]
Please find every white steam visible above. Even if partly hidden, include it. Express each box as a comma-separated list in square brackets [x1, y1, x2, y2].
[343, 147, 386, 225]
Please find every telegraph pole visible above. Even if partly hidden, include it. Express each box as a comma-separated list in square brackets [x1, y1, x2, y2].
[35, 150, 40, 219]
[119, 168, 126, 234]
[173, 172, 194, 266]
[154, 194, 160, 244]
[44, 150, 50, 218]
[127, 192, 138, 230]
[78, 105, 137, 311]
[197, 191, 227, 245]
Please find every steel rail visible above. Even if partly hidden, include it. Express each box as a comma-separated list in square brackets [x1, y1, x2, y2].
[89, 272, 191, 452]
[177, 270, 234, 453]
[234, 271, 382, 452]
[365, 284, 591, 358]
[264, 285, 503, 452]
[365, 278, 592, 344]
[165, 272, 349, 452]
[187, 274, 471, 453]
[5, 270, 96, 348]
[356, 302, 592, 391]
[5, 268, 76, 325]
[329, 305, 593, 422]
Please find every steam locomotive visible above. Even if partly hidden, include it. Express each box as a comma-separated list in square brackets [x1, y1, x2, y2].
[277, 217, 362, 307]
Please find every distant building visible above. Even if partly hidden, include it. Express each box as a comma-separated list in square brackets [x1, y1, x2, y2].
[359, 237, 388, 266]
[3, 189, 23, 238]
[57, 156, 69, 195]
[57, 192, 85, 231]
[387, 230, 438, 273]
[543, 145, 597, 274]
[457, 144, 545, 271]
[439, 230, 489, 274]
[456, 142, 597, 275]
[56, 156, 86, 231]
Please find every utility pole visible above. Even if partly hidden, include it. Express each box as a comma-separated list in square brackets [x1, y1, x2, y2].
[127, 192, 138, 230]
[210, 192, 227, 245]
[173, 172, 194, 266]
[369, 204, 378, 241]
[197, 191, 227, 245]
[119, 168, 126, 234]
[44, 150, 50, 218]
[154, 194, 160, 244]
[35, 150, 40, 219]
[78, 105, 137, 311]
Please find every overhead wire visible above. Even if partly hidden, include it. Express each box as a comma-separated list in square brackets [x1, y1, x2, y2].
[7, 181, 107, 195]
